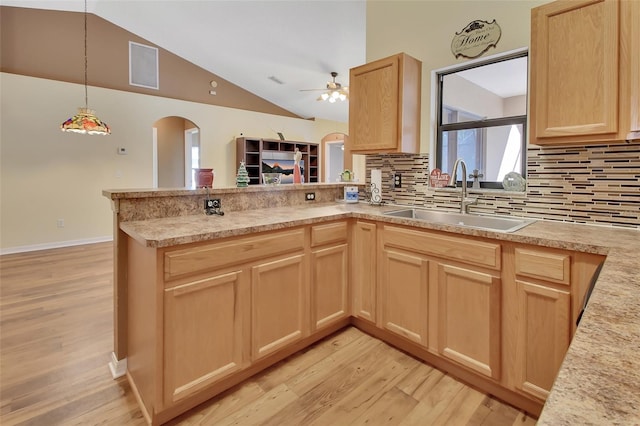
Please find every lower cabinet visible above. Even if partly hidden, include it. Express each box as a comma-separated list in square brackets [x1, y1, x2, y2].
[514, 279, 570, 400]
[503, 243, 604, 402]
[380, 247, 429, 346]
[251, 254, 309, 360]
[126, 219, 605, 424]
[163, 270, 249, 404]
[437, 263, 501, 380]
[352, 221, 377, 323]
[311, 243, 349, 330]
[310, 221, 350, 331]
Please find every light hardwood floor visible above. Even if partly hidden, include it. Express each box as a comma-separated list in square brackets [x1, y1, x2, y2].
[0, 242, 537, 425]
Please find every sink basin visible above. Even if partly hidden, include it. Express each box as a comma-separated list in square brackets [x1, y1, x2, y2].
[383, 208, 535, 233]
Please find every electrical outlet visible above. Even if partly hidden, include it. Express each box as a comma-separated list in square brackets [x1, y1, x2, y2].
[204, 198, 221, 209]
[56, 219, 65, 228]
[394, 173, 402, 188]
[305, 192, 316, 201]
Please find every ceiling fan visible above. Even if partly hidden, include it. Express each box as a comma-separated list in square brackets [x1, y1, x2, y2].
[300, 72, 349, 103]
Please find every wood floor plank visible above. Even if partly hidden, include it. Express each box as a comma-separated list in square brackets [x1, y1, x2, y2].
[307, 358, 413, 425]
[212, 383, 297, 426]
[0, 242, 538, 426]
[350, 386, 418, 425]
[166, 381, 265, 426]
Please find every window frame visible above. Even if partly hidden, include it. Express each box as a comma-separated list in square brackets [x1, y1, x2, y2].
[435, 50, 528, 189]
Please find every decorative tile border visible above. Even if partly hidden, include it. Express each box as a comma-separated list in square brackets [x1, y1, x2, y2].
[365, 142, 640, 229]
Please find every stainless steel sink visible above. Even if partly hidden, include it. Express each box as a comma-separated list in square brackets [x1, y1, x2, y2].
[383, 208, 535, 233]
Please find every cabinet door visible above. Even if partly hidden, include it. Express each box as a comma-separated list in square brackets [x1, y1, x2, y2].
[348, 53, 421, 154]
[515, 280, 571, 400]
[380, 249, 429, 346]
[251, 254, 308, 360]
[352, 221, 377, 323]
[629, 0, 640, 136]
[349, 55, 399, 152]
[438, 263, 501, 380]
[164, 270, 249, 404]
[311, 243, 349, 330]
[530, 0, 620, 142]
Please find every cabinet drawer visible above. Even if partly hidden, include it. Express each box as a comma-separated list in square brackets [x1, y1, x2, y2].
[515, 248, 570, 285]
[383, 225, 501, 270]
[311, 221, 348, 247]
[164, 229, 305, 282]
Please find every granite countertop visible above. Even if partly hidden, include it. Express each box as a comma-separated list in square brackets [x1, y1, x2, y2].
[119, 201, 640, 424]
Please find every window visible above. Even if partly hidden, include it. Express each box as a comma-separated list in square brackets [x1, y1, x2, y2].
[436, 51, 528, 189]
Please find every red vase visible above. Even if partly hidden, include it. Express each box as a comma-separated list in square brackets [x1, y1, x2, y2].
[195, 168, 214, 188]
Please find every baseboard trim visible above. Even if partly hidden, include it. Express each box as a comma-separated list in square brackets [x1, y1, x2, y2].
[0, 236, 113, 255]
[108, 352, 127, 379]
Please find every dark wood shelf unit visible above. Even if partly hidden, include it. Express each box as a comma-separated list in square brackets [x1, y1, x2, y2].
[236, 137, 320, 185]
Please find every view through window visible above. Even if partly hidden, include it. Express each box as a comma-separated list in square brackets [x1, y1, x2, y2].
[436, 51, 528, 189]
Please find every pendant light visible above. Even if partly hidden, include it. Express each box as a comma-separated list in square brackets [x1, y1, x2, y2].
[60, 0, 111, 135]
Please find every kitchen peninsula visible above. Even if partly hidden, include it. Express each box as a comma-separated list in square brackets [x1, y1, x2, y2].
[104, 184, 639, 425]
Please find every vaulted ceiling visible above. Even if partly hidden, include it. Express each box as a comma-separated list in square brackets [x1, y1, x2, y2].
[3, 0, 367, 123]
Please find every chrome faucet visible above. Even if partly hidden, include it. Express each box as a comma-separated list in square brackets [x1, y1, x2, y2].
[447, 158, 477, 214]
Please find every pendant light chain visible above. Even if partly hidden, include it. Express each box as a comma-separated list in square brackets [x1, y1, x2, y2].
[58, 0, 111, 134]
[84, 0, 88, 108]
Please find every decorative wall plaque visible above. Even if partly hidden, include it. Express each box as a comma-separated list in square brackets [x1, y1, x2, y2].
[451, 19, 502, 59]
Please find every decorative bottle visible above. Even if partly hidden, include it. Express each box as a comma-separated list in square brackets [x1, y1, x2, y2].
[293, 148, 302, 184]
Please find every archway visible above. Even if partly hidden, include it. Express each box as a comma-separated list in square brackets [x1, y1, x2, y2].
[321, 132, 365, 183]
[152, 116, 200, 188]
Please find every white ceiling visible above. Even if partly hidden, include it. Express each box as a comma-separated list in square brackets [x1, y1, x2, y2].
[3, 0, 367, 123]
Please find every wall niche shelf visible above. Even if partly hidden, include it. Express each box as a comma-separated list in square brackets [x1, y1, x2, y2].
[236, 137, 319, 185]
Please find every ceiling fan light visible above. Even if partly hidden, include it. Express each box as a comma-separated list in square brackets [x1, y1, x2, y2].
[321, 93, 330, 101]
[329, 97, 337, 103]
[331, 91, 340, 99]
[339, 93, 347, 101]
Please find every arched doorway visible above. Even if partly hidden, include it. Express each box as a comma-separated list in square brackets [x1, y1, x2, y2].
[321, 132, 365, 183]
[152, 116, 200, 188]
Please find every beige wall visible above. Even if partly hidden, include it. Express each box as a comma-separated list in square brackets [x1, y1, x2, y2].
[366, 0, 550, 153]
[0, 73, 347, 252]
[156, 117, 187, 188]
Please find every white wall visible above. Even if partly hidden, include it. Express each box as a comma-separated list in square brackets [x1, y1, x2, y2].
[366, 0, 550, 153]
[0, 73, 347, 252]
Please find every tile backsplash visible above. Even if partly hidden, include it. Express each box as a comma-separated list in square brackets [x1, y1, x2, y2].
[365, 142, 640, 229]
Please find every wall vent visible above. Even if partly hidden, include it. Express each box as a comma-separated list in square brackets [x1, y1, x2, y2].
[129, 41, 159, 90]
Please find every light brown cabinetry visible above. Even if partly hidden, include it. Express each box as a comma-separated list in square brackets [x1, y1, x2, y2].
[379, 248, 429, 346]
[530, 0, 639, 144]
[503, 244, 604, 401]
[351, 221, 378, 323]
[629, 0, 640, 137]
[513, 279, 570, 400]
[310, 222, 349, 331]
[125, 216, 605, 424]
[437, 263, 501, 380]
[348, 52, 422, 153]
[163, 271, 249, 404]
[251, 254, 308, 360]
[380, 225, 502, 375]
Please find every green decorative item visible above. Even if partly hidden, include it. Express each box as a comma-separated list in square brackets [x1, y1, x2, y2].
[236, 161, 250, 187]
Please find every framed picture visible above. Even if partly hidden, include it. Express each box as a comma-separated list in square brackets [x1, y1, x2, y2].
[262, 159, 304, 184]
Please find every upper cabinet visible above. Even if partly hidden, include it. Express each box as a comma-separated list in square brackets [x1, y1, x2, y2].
[348, 53, 422, 153]
[630, 0, 640, 137]
[529, 0, 640, 145]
